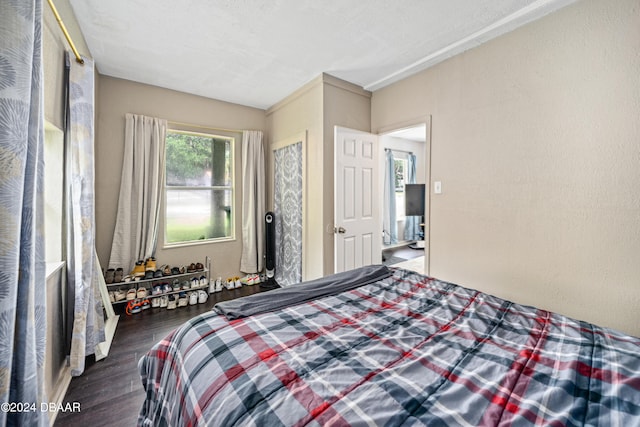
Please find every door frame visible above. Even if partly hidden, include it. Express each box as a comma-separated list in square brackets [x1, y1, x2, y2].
[376, 116, 432, 276]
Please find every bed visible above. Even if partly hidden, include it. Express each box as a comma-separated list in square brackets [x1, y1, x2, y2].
[138, 265, 640, 426]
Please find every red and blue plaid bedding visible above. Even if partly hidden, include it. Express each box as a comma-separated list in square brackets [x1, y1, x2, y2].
[138, 268, 640, 426]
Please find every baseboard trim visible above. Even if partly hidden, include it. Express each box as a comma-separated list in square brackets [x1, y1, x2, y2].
[48, 364, 72, 426]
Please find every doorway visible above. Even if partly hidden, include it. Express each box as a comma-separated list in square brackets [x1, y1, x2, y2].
[379, 124, 428, 268]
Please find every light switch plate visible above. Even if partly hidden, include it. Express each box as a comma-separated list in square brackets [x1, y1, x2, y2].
[434, 181, 442, 194]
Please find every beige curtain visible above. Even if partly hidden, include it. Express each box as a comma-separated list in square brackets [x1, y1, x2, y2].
[240, 131, 265, 273]
[109, 114, 167, 273]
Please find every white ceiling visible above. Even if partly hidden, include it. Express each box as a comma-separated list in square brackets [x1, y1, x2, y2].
[70, 0, 575, 110]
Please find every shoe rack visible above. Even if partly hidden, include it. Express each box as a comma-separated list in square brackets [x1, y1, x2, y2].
[108, 256, 211, 306]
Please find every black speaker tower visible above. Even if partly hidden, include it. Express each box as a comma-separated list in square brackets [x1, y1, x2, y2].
[262, 211, 279, 289]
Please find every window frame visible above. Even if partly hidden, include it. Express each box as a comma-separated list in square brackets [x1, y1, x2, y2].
[163, 128, 236, 248]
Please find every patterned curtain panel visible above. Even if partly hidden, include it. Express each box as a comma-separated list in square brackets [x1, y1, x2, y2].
[65, 53, 106, 376]
[0, 1, 48, 425]
[273, 142, 302, 286]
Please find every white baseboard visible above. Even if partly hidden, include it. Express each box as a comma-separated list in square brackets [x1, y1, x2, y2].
[48, 365, 72, 426]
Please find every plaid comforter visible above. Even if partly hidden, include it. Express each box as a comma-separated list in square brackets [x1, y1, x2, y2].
[138, 268, 640, 426]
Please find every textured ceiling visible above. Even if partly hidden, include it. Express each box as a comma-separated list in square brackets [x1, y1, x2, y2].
[70, 0, 575, 109]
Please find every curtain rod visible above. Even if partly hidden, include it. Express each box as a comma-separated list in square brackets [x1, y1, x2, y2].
[385, 148, 413, 155]
[47, 0, 84, 64]
[168, 120, 244, 134]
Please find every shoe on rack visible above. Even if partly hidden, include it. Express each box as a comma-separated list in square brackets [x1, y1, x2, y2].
[172, 279, 181, 291]
[132, 260, 145, 277]
[108, 291, 115, 303]
[159, 295, 168, 308]
[137, 287, 148, 298]
[126, 288, 137, 301]
[162, 283, 171, 294]
[187, 263, 196, 273]
[181, 280, 190, 290]
[153, 269, 163, 278]
[114, 268, 124, 283]
[214, 277, 223, 293]
[198, 290, 208, 304]
[126, 299, 142, 315]
[161, 265, 171, 276]
[177, 292, 188, 307]
[145, 257, 156, 271]
[199, 275, 208, 286]
[141, 299, 150, 310]
[144, 270, 154, 280]
[104, 269, 115, 284]
[171, 266, 180, 275]
[195, 262, 204, 271]
[167, 295, 177, 310]
[151, 297, 160, 308]
[152, 285, 162, 296]
[188, 292, 198, 305]
[114, 289, 127, 301]
[191, 277, 199, 289]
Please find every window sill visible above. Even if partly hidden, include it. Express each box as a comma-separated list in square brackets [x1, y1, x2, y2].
[163, 236, 236, 250]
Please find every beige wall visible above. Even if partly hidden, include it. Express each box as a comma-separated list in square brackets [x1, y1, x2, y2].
[95, 77, 266, 280]
[266, 74, 370, 280]
[371, 0, 640, 336]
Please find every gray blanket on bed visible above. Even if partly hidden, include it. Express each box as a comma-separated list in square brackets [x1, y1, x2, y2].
[214, 264, 392, 319]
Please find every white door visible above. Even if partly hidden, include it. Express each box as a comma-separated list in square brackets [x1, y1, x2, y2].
[334, 126, 381, 273]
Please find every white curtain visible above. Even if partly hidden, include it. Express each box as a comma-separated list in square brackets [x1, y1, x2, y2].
[240, 130, 265, 273]
[404, 153, 421, 241]
[0, 0, 48, 424]
[65, 52, 106, 376]
[274, 142, 303, 286]
[383, 149, 397, 245]
[109, 114, 166, 273]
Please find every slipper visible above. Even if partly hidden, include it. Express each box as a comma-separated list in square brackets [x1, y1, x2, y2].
[126, 288, 137, 300]
[137, 287, 148, 298]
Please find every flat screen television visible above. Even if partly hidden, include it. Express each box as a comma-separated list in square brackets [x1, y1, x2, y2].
[405, 184, 425, 216]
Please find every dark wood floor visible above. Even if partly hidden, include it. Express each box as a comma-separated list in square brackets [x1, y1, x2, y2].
[55, 284, 269, 427]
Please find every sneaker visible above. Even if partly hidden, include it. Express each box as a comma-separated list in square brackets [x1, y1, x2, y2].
[114, 289, 127, 301]
[225, 278, 234, 290]
[126, 299, 142, 315]
[159, 295, 168, 308]
[198, 290, 208, 304]
[162, 283, 172, 294]
[177, 292, 188, 307]
[108, 291, 115, 303]
[172, 279, 181, 291]
[200, 275, 208, 286]
[137, 287, 148, 298]
[188, 292, 198, 305]
[167, 295, 176, 310]
[145, 257, 156, 271]
[151, 297, 160, 308]
[152, 285, 162, 296]
[234, 277, 242, 289]
[181, 280, 190, 290]
[214, 278, 223, 293]
[126, 288, 137, 301]
[141, 299, 150, 310]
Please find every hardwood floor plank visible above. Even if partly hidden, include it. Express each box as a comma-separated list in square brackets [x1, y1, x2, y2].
[54, 285, 269, 426]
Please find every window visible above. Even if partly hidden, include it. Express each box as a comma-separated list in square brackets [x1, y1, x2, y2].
[394, 158, 408, 220]
[164, 130, 234, 245]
